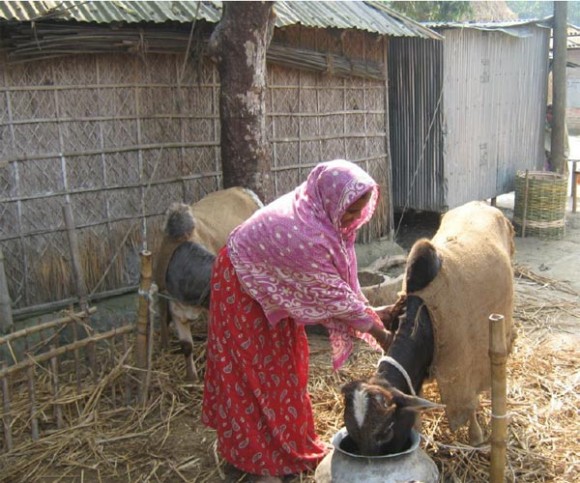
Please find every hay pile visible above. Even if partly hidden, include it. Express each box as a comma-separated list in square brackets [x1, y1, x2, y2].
[1, 272, 578, 482]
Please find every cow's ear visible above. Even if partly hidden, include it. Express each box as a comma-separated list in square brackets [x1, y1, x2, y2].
[390, 387, 444, 412]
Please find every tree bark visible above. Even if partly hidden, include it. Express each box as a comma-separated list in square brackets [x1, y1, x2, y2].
[209, 1, 276, 202]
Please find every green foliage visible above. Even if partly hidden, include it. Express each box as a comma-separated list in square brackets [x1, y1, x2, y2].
[506, 1, 553, 20]
[387, 1, 473, 22]
[507, 1, 580, 25]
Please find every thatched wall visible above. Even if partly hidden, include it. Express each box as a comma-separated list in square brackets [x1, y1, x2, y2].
[0, 24, 391, 314]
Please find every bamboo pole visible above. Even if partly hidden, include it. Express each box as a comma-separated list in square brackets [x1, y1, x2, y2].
[63, 201, 96, 379]
[0, 248, 14, 333]
[50, 346, 64, 430]
[135, 250, 152, 404]
[158, 296, 169, 349]
[70, 306, 82, 394]
[489, 313, 508, 483]
[0, 325, 133, 379]
[143, 283, 156, 405]
[27, 366, 39, 441]
[62, 201, 89, 313]
[0, 307, 96, 345]
[521, 170, 530, 238]
[122, 333, 132, 405]
[12, 289, 129, 320]
[572, 161, 578, 214]
[1, 361, 13, 451]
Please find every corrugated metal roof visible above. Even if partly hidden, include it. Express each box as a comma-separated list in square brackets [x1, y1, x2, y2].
[0, 1, 441, 39]
[0, 1, 223, 24]
[424, 17, 552, 37]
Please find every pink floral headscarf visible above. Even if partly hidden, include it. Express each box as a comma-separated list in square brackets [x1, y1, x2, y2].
[227, 159, 381, 369]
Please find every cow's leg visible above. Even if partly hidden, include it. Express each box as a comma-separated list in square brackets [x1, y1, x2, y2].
[468, 410, 484, 446]
[174, 317, 197, 381]
[170, 302, 198, 381]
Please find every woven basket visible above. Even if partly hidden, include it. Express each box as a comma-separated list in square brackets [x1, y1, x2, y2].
[513, 170, 567, 239]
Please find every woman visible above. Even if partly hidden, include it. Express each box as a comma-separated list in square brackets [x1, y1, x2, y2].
[202, 160, 393, 482]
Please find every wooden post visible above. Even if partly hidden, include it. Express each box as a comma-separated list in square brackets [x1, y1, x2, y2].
[572, 160, 578, 213]
[136, 250, 152, 404]
[158, 296, 170, 349]
[63, 202, 96, 379]
[489, 313, 508, 483]
[71, 310, 82, 394]
[50, 346, 64, 430]
[122, 333, 132, 405]
[0, 248, 14, 333]
[522, 170, 530, 238]
[551, 1, 568, 175]
[62, 201, 89, 312]
[27, 366, 39, 441]
[1, 361, 13, 451]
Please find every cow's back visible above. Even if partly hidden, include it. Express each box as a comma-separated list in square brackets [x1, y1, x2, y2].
[408, 201, 515, 430]
[189, 187, 262, 253]
[154, 187, 262, 293]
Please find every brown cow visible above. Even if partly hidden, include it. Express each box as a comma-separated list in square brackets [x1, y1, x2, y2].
[154, 187, 262, 381]
[342, 201, 515, 455]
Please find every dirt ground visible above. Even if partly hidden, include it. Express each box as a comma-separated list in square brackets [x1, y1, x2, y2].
[2, 192, 578, 483]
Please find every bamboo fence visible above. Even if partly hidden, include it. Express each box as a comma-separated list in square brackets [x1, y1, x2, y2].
[0, 306, 135, 452]
[0, 242, 158, 455]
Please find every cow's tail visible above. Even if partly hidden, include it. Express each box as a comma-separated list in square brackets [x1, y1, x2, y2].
[164, 202, 196, 242]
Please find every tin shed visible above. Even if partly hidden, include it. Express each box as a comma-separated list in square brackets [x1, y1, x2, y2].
[388, 20, 551, 212]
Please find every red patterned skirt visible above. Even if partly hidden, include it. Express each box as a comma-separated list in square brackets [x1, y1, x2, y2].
[201, 246, 328, 477]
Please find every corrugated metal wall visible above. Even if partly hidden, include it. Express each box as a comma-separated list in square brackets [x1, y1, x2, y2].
[388, 38, 445, 212]
[442, 26, 549, 208]
[388, 24, 550, 212]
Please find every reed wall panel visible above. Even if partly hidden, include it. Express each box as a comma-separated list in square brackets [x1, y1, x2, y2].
[0, 25, 392, 313]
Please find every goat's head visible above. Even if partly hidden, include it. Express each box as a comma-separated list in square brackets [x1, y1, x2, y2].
[341, 379, 441, 456]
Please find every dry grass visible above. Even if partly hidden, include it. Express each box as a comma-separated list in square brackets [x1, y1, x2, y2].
[0, 272, 578, 482]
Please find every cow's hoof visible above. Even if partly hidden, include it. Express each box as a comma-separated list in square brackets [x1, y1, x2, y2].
[468, 416, 484, 446]
[185, 362, 198, 382]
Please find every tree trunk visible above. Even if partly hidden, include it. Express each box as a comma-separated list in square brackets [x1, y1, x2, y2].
[209, 1, 275, 202]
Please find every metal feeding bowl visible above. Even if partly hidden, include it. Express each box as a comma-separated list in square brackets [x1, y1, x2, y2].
[314, 428, 439, 483]
[332, 427, 420, 459]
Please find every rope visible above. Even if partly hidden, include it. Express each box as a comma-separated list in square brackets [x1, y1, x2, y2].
[377, 355, 416, 396]
[491, 412, 512, 419]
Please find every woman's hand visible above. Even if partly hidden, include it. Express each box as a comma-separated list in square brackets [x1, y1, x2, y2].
[368, 324, 393, 353]
[372, 304, 396, 330]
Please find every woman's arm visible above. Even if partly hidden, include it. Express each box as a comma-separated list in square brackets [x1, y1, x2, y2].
[367, 320, 393, 352]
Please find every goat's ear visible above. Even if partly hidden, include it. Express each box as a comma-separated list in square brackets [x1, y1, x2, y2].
[390, 387, 445, 412]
